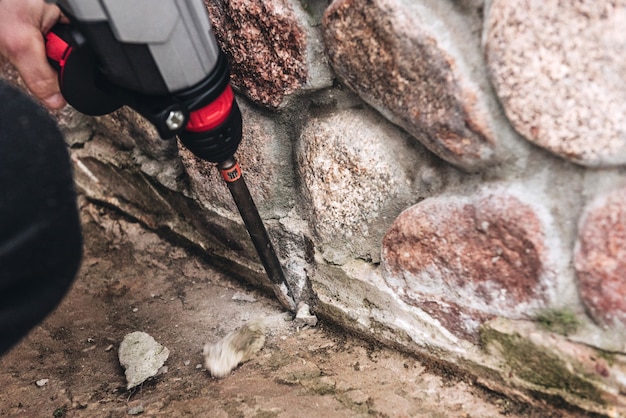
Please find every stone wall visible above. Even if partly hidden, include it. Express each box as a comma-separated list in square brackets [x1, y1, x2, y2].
[2, 0, 626, 415]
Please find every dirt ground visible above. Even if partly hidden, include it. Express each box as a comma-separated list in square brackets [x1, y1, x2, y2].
[0, 199, 578, 417]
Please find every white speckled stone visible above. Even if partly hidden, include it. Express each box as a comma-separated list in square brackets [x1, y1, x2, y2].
[296, 107, 419, 263]
[485, 0, 626, 166]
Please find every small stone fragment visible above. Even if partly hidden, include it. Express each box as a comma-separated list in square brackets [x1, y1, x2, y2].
[35, 378, 49, 387]
[118, 331, 170, 390]
[294, 302, 318, 328]
[232, 291, 257, 303]
[127, 405, 144, 415]
[203, 319, 266, 378]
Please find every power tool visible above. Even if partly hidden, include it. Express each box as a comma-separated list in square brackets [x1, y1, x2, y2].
[45, 0, 296, 311]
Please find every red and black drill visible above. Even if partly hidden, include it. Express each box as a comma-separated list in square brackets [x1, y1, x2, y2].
[45, 0, 296, 311]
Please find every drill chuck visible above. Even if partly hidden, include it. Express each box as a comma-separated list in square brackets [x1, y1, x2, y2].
[174, 53, 243, 164]
[179, 89, 243, 164]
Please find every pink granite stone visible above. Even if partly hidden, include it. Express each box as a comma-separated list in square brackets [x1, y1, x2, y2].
[205, 0, 307, 109]
[575, 188, 626, 327]
[382, 190, 555, 340]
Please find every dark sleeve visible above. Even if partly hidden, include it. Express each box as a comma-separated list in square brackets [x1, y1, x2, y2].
[0, 80, 83, 355]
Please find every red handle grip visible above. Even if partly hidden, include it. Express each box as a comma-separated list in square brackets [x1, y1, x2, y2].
[43, 24, 123, 116]
[45, 31, 71, 71]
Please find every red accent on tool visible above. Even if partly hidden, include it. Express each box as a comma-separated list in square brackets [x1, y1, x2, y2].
[45, 31, 71, 67]
[186, 85, 234, 132]
[45, 31, 73, 87]
[220, 162, 242, 183]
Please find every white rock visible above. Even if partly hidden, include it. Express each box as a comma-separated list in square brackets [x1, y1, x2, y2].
[127, 405, 145, 415]
[118, 331, 170, 389]
[231, 291, 257, 303]
[294, 303, 318, 328]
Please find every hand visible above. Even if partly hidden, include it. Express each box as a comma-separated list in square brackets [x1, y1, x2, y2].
[0, 0, 67, 109]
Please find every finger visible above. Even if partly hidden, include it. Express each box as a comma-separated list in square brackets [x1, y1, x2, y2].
[10, 29, 66, 109]
[40, 3, 65, 33]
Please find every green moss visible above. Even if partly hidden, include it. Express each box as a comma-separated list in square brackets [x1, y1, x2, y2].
[480, 327, 604, 405]
[534, 309, 580, 336]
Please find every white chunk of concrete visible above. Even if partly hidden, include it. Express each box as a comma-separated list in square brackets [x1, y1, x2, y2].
[118, 331, 170, 389]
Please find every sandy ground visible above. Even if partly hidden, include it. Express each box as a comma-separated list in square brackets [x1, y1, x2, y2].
[0, 199, 577, 417]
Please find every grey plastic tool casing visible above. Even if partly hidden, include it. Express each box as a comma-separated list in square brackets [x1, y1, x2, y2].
[53, 0, 220, 92]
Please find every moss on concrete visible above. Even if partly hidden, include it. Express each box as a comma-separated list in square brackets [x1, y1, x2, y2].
[534, 309, 580, 336]
[480, 326, 605, 405]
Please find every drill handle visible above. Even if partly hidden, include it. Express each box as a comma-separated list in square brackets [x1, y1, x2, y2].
[45, 25, 123, 116]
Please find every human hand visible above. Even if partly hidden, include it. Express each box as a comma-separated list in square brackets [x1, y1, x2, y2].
[0, 0, 67, 109]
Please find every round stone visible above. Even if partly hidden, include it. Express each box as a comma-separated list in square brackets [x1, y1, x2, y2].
[485, 0, 626, 166]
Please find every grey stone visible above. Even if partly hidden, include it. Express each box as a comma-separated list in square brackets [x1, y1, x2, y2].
[296, 107, 420, 263]
[92, 107, 186, 192]
[294, 302, 318, 327]
[55, 106, 94, 147]
[127, 405, 145, 415]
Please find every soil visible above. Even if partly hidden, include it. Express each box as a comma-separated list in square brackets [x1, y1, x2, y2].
[0, 198, 576, 417]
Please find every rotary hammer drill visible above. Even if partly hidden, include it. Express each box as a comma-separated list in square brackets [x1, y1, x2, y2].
[45, 0, 296, 310]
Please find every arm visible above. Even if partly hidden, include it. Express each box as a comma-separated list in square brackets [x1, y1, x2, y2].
[0, 0, 66, 109]
[0, 79, 82, 356]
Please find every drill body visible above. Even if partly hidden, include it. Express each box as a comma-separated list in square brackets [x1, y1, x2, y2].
[47, 0, 242, 163]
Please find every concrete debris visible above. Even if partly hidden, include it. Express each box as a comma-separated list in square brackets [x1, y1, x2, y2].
[294, 303, 318, 328]
[127, 405, 145, 415]
[232, 291, 257, 303]
[203, 319, 266, 378]
[118, 331, 170, 390]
